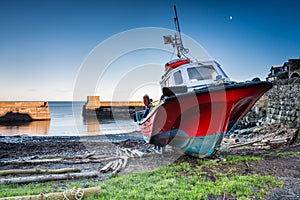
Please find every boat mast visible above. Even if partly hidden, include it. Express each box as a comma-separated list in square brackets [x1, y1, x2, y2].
[163, 5, 189, 59]
[173, 5, 189, 58]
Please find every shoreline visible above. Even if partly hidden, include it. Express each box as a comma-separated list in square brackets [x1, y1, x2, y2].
[0, 131, 143, 143]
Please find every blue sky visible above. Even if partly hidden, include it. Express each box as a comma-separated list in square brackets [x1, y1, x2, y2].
[0, 0, 299, 101]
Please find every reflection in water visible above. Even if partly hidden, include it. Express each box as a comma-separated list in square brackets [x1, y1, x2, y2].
[83, 116, 100, 136]
[0, 120, 50, 136]
[82, 115, 140, 136]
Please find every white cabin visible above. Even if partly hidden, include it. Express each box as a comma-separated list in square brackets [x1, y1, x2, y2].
[160, 59, 230, 91]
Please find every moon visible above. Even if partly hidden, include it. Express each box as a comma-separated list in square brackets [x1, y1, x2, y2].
[229, 16, 233, 20]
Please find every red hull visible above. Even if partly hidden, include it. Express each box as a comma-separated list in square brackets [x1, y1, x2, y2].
[139, 81, 272, 148]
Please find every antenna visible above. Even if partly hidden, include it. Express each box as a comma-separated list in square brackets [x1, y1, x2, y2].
[174, 6, 181, 33]
[174, 5, 182, 57]
[166, 5, 189, 58]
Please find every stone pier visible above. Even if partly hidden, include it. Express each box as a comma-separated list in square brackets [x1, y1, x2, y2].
[82, 96, 144, 119]
[0, 102, 51, 122]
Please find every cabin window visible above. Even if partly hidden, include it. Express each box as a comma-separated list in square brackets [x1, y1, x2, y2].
[165, 77, 170, 87]
[187, 65, 218, 82]
[173, 71, 183, 85]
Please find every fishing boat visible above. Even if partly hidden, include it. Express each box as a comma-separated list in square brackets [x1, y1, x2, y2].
[134, 6, 272, 157]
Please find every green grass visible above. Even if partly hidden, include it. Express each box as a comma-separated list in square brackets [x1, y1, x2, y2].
[88, 161, 282, 200]
[224, 155, 262, 163]
[0, 179, 96, 198]
[0, 155, 283, 199]
[0, 182, 57, 197]
[199, 155, 262, 166]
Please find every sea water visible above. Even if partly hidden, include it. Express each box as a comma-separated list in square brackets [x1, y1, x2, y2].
[0, 102, 140, 136]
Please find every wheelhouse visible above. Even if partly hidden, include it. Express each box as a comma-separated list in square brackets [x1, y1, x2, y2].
[160, 60, 230, 91]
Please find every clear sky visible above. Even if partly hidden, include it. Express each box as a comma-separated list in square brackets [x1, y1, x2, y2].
[0, 0, 299, 101]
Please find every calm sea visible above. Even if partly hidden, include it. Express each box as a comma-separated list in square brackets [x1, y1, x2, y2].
[0, 102, 140, 136]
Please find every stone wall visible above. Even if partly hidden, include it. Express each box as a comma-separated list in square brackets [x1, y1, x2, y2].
[0, 102, 51, 121]
[82, 96, 144, 119]
[238, 78, 300, 129]
[266, 78, 300, 127]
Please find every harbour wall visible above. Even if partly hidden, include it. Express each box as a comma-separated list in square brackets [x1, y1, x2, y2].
[82, 96, 145, 119]
[0, 102, 51, 122]
[239, 78, 300, 128]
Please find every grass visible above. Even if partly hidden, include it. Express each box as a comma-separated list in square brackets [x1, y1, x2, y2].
[0, 179, 96, 198]
[224, 155, 262, 163]
[0, 155, 283, 199]
[87, 162, 282, 200]
[198, 155, 262, 166]
[0, 182, 57, 197]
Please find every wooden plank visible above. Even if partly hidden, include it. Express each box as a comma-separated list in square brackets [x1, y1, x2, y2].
[0, 172, 98, 184]
[0, 186, 101, 200]
[0, 168, 81, 176]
